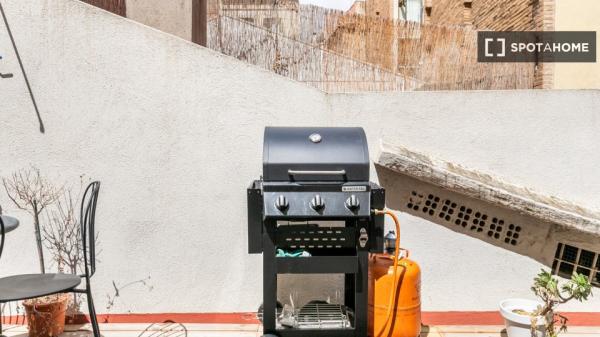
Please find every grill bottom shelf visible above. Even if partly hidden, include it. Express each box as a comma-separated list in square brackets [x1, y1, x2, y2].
[296, 302, 352, 329]
[273, 302, 353, 333]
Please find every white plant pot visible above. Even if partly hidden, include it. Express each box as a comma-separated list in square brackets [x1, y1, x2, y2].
[499, 298, 546, 337]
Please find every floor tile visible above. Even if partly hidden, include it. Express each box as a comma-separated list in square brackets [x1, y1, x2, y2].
[2, 323, 599, 337]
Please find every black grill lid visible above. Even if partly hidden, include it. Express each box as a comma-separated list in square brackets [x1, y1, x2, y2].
[263, 127, 370, 182]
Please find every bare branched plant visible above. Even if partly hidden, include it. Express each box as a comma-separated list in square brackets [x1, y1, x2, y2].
[43, 187, 83, 275]
[42, 178, 100, 315]
[2, 167, 63, 273]
[42, 185, 84, 315]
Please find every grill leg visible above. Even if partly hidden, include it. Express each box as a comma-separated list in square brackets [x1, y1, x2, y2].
[344, 274, 355, 312]
[0, 308, 4, 337]
[354, 250, 369, 337]
[262, 222, 277, 335]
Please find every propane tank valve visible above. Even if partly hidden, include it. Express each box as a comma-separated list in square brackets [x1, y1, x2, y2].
[384, 230, 396, 254]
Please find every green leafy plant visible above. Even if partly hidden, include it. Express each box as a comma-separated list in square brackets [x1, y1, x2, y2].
[530, 269, 593, 337]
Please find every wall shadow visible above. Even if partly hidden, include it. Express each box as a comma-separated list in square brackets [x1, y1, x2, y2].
[0, 1, 45, 133]
[137, 320, 188, 337]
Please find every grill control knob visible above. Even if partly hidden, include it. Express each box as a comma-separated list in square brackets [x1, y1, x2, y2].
[275, 195, 289, 212]
[310, 194, 325, 211]
[345, 195, 360, 211]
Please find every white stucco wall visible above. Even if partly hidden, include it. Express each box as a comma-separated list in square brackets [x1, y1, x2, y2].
[330, 90, 600, 311]
[125, 0, 191, 40]
[554, 0, 600, 89]
[0, 0, 599, 314]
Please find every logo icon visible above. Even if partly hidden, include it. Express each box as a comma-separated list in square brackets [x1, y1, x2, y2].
[478, 31, 596, 63]
[484, 38, 506, 57]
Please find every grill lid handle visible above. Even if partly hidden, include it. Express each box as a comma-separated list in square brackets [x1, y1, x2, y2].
[287, 169, 347, 176]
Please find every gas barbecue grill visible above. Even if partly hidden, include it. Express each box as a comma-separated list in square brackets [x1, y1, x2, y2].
[247, 127, 385, 337]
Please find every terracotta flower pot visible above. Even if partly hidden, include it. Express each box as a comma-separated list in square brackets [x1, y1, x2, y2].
[65, 312, 87, 325]
[23, 294, 68, 337]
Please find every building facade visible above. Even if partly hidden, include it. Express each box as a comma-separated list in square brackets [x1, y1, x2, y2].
[553, 0, 600, 89]
[349, 0, 423, 22]
[423, 0, 555, 88]
[81, 0, 598, 89]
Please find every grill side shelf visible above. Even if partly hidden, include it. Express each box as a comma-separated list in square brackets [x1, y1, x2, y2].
[370, 183, 386, 252]
[276, 256, 359, 274]
[247, 180, 263, 254]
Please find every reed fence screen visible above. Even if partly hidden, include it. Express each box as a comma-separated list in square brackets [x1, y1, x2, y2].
[208, 2, 534, 93]
[209, 16, 414, 92]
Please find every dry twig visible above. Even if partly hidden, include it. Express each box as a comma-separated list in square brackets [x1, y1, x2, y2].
[2, 167, 63, 273]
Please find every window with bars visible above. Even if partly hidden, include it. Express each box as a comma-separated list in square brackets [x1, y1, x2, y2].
[553, 243, 600, 287]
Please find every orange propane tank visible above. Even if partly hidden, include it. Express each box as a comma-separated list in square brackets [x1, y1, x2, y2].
[368, 252, 421, 337]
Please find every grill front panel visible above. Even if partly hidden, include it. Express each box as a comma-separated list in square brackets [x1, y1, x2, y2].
[275, 225, 356, 250]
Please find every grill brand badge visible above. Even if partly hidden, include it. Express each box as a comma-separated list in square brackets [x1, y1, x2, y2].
[478, 31, 596, 62]
[342, 186, 367, 192]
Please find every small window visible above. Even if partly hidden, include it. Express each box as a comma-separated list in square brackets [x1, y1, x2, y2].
[241, 17, 254, 24]
[553, 243, 600, 287]
[399, 0, 423, 23]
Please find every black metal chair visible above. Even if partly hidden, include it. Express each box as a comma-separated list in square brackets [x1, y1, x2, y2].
[0, 181, 102, 337]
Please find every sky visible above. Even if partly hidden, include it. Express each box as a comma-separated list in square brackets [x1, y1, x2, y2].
[299, 0, 355, 11]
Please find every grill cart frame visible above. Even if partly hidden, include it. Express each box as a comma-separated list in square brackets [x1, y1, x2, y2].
[248, 127, 385, 337]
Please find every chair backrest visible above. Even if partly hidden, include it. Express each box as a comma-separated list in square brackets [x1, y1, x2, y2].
[0, 216, 5, 262]
[80, 181, 101, 277]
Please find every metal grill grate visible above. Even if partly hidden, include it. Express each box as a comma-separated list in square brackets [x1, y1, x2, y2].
[406, 190, 522, 246]
[553, 243, 600, 287]
[296, 303, 352, 329]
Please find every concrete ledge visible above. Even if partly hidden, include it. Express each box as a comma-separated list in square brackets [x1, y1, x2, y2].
[376, 143, 600, 237]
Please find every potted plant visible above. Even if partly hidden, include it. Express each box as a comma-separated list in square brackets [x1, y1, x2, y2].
[500, 269, 593, 337]
[42, 183, 91, 326]
[2, 169, 90, 337]
[22, 294, 69, 337]
[2, 168, 69, 337]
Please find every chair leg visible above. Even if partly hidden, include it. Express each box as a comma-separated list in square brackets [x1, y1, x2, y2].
[0, 310, 4, 337]
[85, 288, 101, 337]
